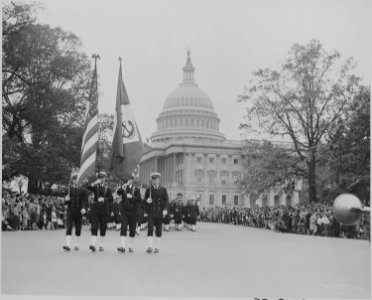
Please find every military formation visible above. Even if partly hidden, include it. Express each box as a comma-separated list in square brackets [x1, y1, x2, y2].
[62, 171, 200, 254]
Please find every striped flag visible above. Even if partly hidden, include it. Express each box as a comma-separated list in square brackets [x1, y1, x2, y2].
[110, 60, 144, 181]
[76, 62, 99, 186]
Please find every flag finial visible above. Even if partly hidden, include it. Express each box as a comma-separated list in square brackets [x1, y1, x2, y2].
[119, 56, 122, 63]
[92, 53, 100, 66]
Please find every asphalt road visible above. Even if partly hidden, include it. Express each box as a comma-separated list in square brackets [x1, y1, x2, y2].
[1, 222, 370, 299]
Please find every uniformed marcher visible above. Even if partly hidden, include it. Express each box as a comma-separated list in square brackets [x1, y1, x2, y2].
[86, 171, 113, 252]
[62, 172, 88, 251]
[116, 175, 141, 253]
[171, 193, 184, 231]
[143, 172, 169, 253]
[185, 197, 200, 231]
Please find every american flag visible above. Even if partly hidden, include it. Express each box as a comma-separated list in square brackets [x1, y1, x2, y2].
[76, 61, 99, 186]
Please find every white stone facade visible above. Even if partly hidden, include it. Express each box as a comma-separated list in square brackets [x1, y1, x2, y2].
[139, 51, 301, 208]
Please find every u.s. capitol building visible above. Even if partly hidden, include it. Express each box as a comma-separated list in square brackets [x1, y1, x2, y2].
[139, 51, 301, 208]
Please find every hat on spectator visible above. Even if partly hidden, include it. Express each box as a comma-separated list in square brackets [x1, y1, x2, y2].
[150, 172, 161, 179]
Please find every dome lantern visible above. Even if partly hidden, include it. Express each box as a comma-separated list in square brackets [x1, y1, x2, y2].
[182, 48, 195, 83]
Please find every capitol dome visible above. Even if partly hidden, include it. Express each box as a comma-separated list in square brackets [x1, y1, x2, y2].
[151, 51, 225, 142]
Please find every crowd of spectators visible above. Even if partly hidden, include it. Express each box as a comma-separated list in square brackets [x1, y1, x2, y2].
[199, 203, 370, 240]
[2, 190, 68, 231]
[3, 189, 369, 240]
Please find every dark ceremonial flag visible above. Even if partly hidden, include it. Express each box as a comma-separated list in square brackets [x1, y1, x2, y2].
[110, 59, 144, 181]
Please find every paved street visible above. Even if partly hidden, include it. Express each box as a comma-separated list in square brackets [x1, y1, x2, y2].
[1, 222, 370, 298]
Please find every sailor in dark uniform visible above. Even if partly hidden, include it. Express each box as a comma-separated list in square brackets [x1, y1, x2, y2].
[185, 197, 200, 231]
[86, 171, 113, 252]
[143, 172, 169, 253]
[171, 193, 184, 231]
[62, 172, 88, 251]
[116, 175, 142, 253]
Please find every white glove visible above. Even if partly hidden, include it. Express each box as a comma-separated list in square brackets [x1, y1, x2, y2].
[127, 193, 132, 198]
[163, 210, 167, 216]
[146, 198, 152, 204]
[65, 195, 70, 201]
[98, 197, 104, 203]
[80, 208, 86, 215]
[93, 179, 101, 186]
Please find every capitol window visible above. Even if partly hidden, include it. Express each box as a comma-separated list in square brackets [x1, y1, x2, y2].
[221, 174, 227, 185]
[209, 157, 215, 164]
[233, 174, 239, 185]
[221, 157, 227, 164]
[209, 195, 214, 205]
[208, 173, 216, 184]
[234, 195, 239, 206]
[222, 195, 227, 205]
[233, 158, 239, 165]
[196, 156, 203, 163]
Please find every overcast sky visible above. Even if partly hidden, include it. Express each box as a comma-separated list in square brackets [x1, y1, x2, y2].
[28, 0, 371, 141]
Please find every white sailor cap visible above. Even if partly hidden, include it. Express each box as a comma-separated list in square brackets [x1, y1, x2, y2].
[150, 172, 161, 179]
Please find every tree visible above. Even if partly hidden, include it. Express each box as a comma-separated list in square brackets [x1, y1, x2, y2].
[238, 40, 360, 202]
[96, 113, 124, 187]
[240, 140, 302, 201]
[2, 1, 40, 38]
[327, 86, 370, 205]
[98, 113, 114, 172]
[2, 3, 92, 191]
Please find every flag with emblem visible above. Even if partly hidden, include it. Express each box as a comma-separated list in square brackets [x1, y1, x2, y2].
[76, 59, 99, 185]
[110, 60, 144, 181]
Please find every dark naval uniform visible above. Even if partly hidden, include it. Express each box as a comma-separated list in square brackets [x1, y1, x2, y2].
[171, 200, 184, 225]
[144, 185, 169, 237]
[65, 186, 88, 236]
[185, 201, 200, 225]
[117, 185, 142, 237]
[87, 184, 113, 237]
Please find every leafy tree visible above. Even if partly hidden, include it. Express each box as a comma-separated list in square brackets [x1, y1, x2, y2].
[327, 86, 370, 205]
[2, 1, 40, 38]
[240, 140, 302, 201]
[238, 40, 360, 202]
[2, 3, 91, 191]
[97, 113, 125, 187]
[98, 113, 114, 172]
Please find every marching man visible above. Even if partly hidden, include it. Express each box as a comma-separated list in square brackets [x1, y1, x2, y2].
[185, 197, 200, 232]
[116, 175, 142, 253]
[171, 193, 184, 231]
[143, 172, 169, 253]
[63, 171, 88, 251]
[86, 171, 113, 252]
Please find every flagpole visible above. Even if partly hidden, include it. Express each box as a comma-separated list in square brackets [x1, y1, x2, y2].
[92, 53, 100, 177]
